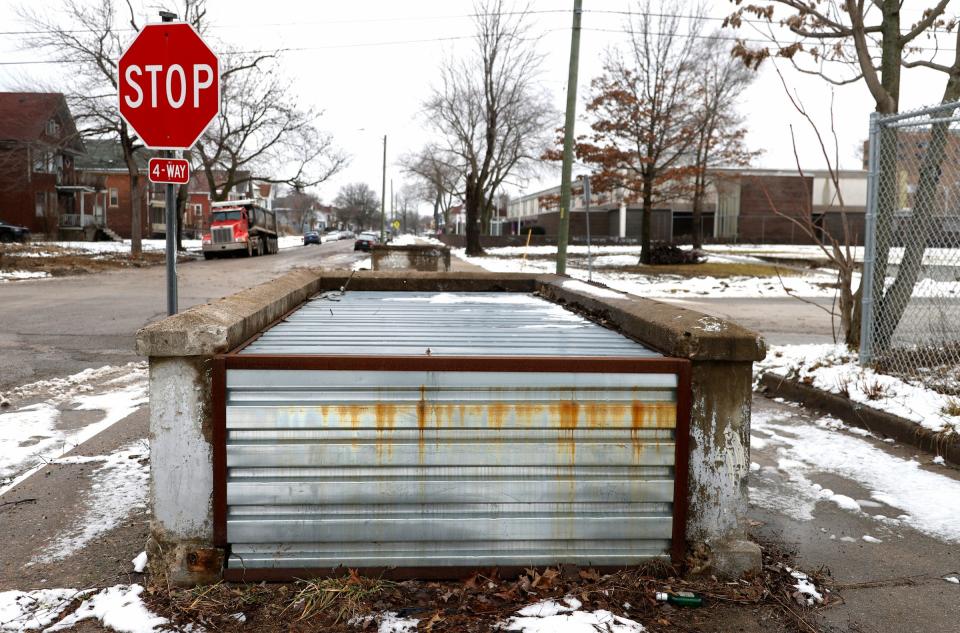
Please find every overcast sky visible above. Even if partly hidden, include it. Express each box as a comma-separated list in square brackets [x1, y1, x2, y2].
[0, 0, 956, 211]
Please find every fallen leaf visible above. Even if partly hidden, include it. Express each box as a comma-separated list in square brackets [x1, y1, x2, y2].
[579, 568, 600, 582]
[424, 611, 442, 632]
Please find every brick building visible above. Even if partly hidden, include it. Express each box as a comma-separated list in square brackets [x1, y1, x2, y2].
[0, 93, 87, 237]
[502, 167, 868, 245]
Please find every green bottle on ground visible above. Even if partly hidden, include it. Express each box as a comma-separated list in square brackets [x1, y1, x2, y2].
[655, 591, 703, 607]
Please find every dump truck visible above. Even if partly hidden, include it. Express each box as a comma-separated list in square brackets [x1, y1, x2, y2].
[202, 199, 278, 259]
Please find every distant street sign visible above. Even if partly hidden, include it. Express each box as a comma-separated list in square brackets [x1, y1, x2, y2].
[118, 23, 220, 150]
[148, 157, 190, 184]
[392, 220, 401, 230]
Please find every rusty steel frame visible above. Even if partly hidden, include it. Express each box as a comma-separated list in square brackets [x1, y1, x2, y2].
[213, 351, 692, 581]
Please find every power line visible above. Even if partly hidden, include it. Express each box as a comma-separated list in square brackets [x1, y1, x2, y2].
[0, 9, 574, 36]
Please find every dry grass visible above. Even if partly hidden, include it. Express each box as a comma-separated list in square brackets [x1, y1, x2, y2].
[0, 244, 170, 277]
[942, 397, 960, 417]
[145, 550, 828, 633]
[858, 376, 891, 401]
[283, 571, 394, 623]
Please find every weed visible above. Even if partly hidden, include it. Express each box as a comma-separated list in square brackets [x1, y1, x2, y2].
[283, 569, 394, 623]
[836, 375, 852, 399]
[858, 376, 890, 401]
[942, 397, 960, 417]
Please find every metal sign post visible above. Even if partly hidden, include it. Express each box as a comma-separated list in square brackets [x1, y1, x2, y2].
[583, 175, 592, 282]
[118, 11, 220, 316]
[164, 150, 178, 315]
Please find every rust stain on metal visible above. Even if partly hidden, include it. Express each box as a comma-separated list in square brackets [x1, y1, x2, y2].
[558, 400, 579, 463]
[417, 385, 427, 463]
[487, 402, 507, 430]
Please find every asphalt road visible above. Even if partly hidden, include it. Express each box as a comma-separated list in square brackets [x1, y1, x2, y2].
[0, 239, 366, 392]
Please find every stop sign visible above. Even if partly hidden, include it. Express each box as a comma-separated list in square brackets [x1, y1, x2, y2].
[118, 23, 219, 150]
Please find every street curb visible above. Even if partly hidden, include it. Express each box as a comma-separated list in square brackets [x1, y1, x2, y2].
[758, 372, 960, 467]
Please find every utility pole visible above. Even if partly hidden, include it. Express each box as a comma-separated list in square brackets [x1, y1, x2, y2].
[160, 10, 178, 315]
[555, 0, 582, 275]
[380, 135, 387, 242]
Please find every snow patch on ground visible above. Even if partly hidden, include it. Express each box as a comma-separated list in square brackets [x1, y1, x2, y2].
[454, 248, 840, 298]
[0, 588, 91, 630]
[45, 584, 168, 633]
[0, 364, 147, 496]
[349, 611, 419, 633]
[756, 343, 960, 434]
[498, 597, 645, 632]
[0, 270, 51, 282]
[750, 408, 960, 543]
[131, 552, 148, 573]
[31, 442, 150, 565]
[0, 585, 171, 633]
[861, 535, 883, 544]
[352, 257, 371, 271]
[789, 570, 824, 606]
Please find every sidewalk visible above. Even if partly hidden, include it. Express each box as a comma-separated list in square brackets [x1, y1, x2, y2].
[749, 396, 960, 633]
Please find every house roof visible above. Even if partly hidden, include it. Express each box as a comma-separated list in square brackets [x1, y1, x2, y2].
[0, 92, 83, 152]
[75, 138, 151, 171]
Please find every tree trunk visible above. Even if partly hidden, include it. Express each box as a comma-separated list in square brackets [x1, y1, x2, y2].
[120, 125, 141, 259]
[176, 182, 188, 251]
[691, 175, 705, 250]
[465, 171, 483, 256]
[639, 175, 654, 265]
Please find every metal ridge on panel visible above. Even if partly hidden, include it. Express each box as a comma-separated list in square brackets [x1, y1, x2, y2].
[239, 291, 661, 357]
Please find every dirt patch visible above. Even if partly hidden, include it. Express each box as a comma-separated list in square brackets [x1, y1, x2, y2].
[0, 244, 176, 277]
[145, 546, 831, 632]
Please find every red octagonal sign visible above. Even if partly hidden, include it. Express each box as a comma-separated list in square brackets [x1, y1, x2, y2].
[118, 23, 219, 150]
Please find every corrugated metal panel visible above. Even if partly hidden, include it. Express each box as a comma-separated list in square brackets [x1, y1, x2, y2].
[225, 368, 678, 570]
[240, 291, 661, 357]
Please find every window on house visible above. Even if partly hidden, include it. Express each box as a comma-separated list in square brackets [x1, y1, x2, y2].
[46, 119, 61, 136]
[35, 192, 45, 217]
[193, 204, 203, 217]
[109, 188, 119, 207]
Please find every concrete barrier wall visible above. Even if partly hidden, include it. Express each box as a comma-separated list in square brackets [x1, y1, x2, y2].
[137, 270, 765, 584]
[371, 245, 451, 272]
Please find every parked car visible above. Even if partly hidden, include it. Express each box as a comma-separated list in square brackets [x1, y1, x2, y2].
[0, 219, 30, 243]
[354, 232, 379, 251]
[339, 230, 355, 240]
[303, 231, 321, 245]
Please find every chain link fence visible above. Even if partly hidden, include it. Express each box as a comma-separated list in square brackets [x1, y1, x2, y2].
[860, 102, 960, 394]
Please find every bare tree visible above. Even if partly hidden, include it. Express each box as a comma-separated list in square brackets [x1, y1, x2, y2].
[16, 0, 199, 256]
[424, 0, 554, 255]
[334, 183, 379, 231]
[394, 182, 423, 234]
[276, 187, 321, 233]
[567, 1, 702, 264]
[689, 35, 758, 249]
[193, 52, 347, 203]
[402, 147, 460, 235]
[725, 0, 960, 348]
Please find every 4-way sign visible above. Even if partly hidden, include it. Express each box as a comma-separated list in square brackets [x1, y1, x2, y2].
[148, 157, 190, 184]
[118, 23, 219, 150]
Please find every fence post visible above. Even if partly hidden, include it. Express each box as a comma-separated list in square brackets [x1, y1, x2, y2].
[859, 112, 881, 365]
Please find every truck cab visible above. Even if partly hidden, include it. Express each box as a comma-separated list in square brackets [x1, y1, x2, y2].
[202, 199, 278, 259]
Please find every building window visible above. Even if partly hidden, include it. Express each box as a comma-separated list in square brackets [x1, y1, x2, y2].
[193, 204, 203, 217]
[46, 119, 61, 136]
[109, 188, 119, 207]
[35, 192, 45, 217]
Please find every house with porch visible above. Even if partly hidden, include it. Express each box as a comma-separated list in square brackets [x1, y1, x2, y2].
[0, 92, 88, 238]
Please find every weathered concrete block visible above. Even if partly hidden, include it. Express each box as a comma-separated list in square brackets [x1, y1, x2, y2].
[702, 538, 763, 579]
[371, 244, 452, 272]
